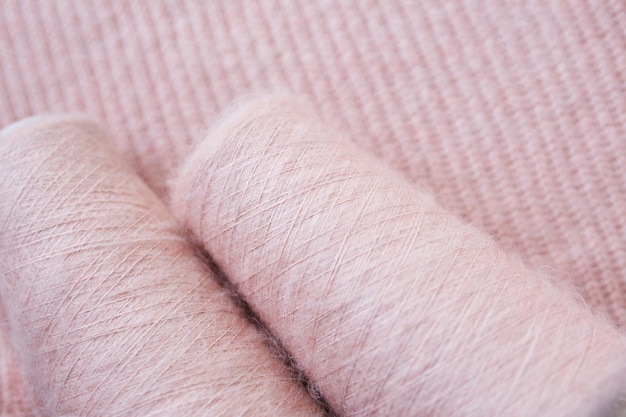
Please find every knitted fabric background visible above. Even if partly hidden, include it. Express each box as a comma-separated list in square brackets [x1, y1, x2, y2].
[2, 0, 626, 415]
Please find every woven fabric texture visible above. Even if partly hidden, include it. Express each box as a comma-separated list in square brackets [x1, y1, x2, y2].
[2, 1, 626, 415]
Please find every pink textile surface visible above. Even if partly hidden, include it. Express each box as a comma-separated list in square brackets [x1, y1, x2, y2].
[2, 0, 626, 415]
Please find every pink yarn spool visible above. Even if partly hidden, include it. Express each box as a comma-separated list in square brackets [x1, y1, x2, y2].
[173, 97, 626, 417]
[0, 117, 324, 416]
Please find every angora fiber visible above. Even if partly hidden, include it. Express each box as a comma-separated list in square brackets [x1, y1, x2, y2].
[172, 97, 626, 417]
[0, 117, 324, 417]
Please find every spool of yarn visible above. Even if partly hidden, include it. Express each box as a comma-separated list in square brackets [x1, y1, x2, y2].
[172, 97, 626, 417]
[0, 116, 324, 416]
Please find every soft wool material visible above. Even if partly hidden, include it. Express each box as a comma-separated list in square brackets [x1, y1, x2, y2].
[173, 97, 626, 417]
[2, 0, 626, 414]
[0, 118, 324, 417]
[2, 0, 626, 326]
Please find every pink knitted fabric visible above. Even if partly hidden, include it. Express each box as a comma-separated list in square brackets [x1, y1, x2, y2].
[2, 0, 626, 414]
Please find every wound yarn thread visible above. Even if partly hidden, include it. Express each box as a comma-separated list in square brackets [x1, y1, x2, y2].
[172, 97, 626, 417]
[0, 117, 324, 417]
